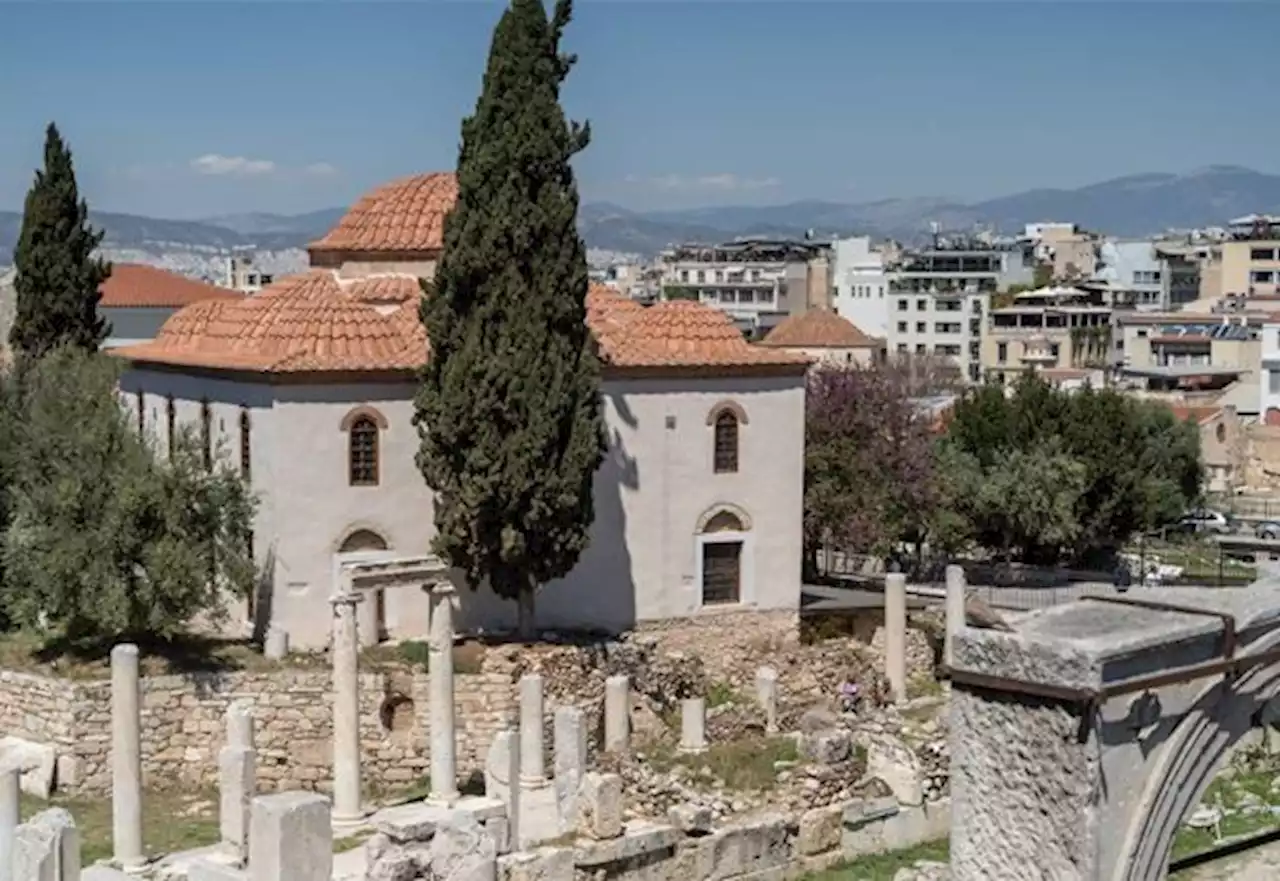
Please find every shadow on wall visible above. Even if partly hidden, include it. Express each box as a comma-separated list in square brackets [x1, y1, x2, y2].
[251, 544, 277, 646]
[456, 389, 639, 635]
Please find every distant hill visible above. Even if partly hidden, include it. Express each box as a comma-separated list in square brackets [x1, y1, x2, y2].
[5, 166, 1280, 262]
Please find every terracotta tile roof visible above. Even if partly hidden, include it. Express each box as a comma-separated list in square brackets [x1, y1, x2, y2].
[111, 271, 426, 373]
[99, 263, 243, 308]
[308, 173, 458, 255]
[113, 276, 807, 375]
[759, 309, 883, 349]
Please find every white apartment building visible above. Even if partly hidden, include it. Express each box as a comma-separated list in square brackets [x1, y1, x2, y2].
[831, 236, 890, 338]
[659, 239, 829, 336]
[1260, 315, 1280, 425]
[886, 239, 1035, 383]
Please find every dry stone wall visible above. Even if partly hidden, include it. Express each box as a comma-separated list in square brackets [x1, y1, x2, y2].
[0, 607, 942, 798]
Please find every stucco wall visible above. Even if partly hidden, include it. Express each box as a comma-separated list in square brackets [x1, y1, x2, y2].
[119, 367, 806, 649]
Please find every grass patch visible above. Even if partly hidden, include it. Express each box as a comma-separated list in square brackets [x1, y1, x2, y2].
[706, 680, 743, 709]
[646, 736, 801, 792]
[1169, 758, 1280, 865]
[334, 833, 372, 853]
[803, 839, 949, 880]
[0, 630, 489, 680]
[905, 673, 943, 700]
[19, 789, 219, 864]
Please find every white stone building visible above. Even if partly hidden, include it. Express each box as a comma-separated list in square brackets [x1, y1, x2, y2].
[831, 236, 890, 338]
[112, 173, 810, 650]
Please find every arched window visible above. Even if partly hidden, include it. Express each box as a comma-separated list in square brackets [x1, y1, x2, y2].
[713, 411, 739, 474]
[200, 399, 213, 471]
[349, 417, 380, 486]
[239, 409, 251, 480]
[165, 396, 176, 458]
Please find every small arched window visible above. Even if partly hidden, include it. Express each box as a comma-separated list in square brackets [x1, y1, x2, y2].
[239, 409, 252, 480]
[165, 396, 176, 458]
[713, 411, 739, 474]
[349, 417, 380, 486]
[200, 399, 213, 471]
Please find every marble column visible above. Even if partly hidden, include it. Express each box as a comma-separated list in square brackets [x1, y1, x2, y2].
[678, 698, 707, 754]
[518, 674, 546, 784]
[0, 765, 18, 881]
[755, 667, 779, 734]
[428, 586, 458, 805]
[227, 699, 255, 751]
[945, 564, 967, 670]
[884, 573, 907, 703]
[330, 593, 365, 827]
[111, 643, 145, 871]
[603, 676, 630, 753]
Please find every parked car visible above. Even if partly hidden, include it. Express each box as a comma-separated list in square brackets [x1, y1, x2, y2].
[1256, 520, 1280, 540]
[1175, 509, 1233, 535]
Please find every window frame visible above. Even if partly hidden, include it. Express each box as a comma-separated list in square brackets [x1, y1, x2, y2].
[348, 415, 381, 487]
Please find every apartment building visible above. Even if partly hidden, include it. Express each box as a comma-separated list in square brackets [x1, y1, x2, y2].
[1023, 223, 1100, 281]
[1258, 313, 1280, 425]
[224, 255, 274, 293]
[981, 286, 1112, 385]
[831, 236, 891, 338]
[1220, 214, 1280, 298]
[886, 237, 1034, 383]
[1087, 240, 1200, 311]
[1116, 309, 1262, 417]
[659, 239, 830, 337]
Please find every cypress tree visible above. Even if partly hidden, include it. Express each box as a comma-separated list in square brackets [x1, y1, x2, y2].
[415, 0, 604, 638]
[10, 123, 111, 360]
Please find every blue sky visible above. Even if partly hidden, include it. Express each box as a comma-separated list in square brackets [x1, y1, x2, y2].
[4, 1, 1280, 219]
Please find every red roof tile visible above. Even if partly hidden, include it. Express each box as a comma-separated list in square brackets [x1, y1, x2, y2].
[760, 310, 883, 349]
[308, 174, 458, 255]
[99, 263, 242, 308]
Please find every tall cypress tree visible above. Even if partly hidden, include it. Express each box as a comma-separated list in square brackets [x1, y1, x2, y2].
[415, 0, 604, 638]
[10, 123, 111, 360]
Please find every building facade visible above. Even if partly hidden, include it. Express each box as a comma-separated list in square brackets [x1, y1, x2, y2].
[114, 173, 810, 651]
[831, 236, 890, 338]
[885, 238, 1034, 383]
[1220, 215, 1280, 299]
[981, 286, 1112, 385]
[659, 239, 830, 337]
[1090, 240, 1201, 311]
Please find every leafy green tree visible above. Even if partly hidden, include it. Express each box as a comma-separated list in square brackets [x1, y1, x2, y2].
[943, 373, 1202, 563]
[414, 0, 604, 638]
[0, 348, 255, 646]
[10, 124, 111, 361]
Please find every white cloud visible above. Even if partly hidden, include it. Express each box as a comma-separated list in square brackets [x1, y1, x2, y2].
[627, 173, 780, 192]
[190, 154, 277, 177]
[303, 162, 338, 177]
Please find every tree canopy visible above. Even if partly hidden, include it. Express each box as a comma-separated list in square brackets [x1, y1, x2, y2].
[414, 0, 604, 636]
[0, 348, 255, 646]
[10, 124, 111, 361]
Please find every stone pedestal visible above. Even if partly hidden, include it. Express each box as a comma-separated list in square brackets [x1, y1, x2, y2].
[755, 667, 779, 734]
[678, 698, 707, 754]
[0, 766, 18, 881]
[428, 586, 459, 805]
[248, 793, 332, 881]
[329, 593, 365, 827]
[553, 707, 586, 835]
[110, 643, 145, 871]
[518, 674, 545, 784]
[263, 626, 289, 661]
[603, 676, 630, 753]
[944, 564, 966, 670]
[884, 573, 906, 703]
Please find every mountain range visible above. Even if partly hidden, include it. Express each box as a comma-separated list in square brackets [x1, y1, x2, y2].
[3, 165, 1280, 265]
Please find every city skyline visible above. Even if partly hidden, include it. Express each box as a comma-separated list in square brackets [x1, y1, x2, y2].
[4, 1, 1280, 219]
